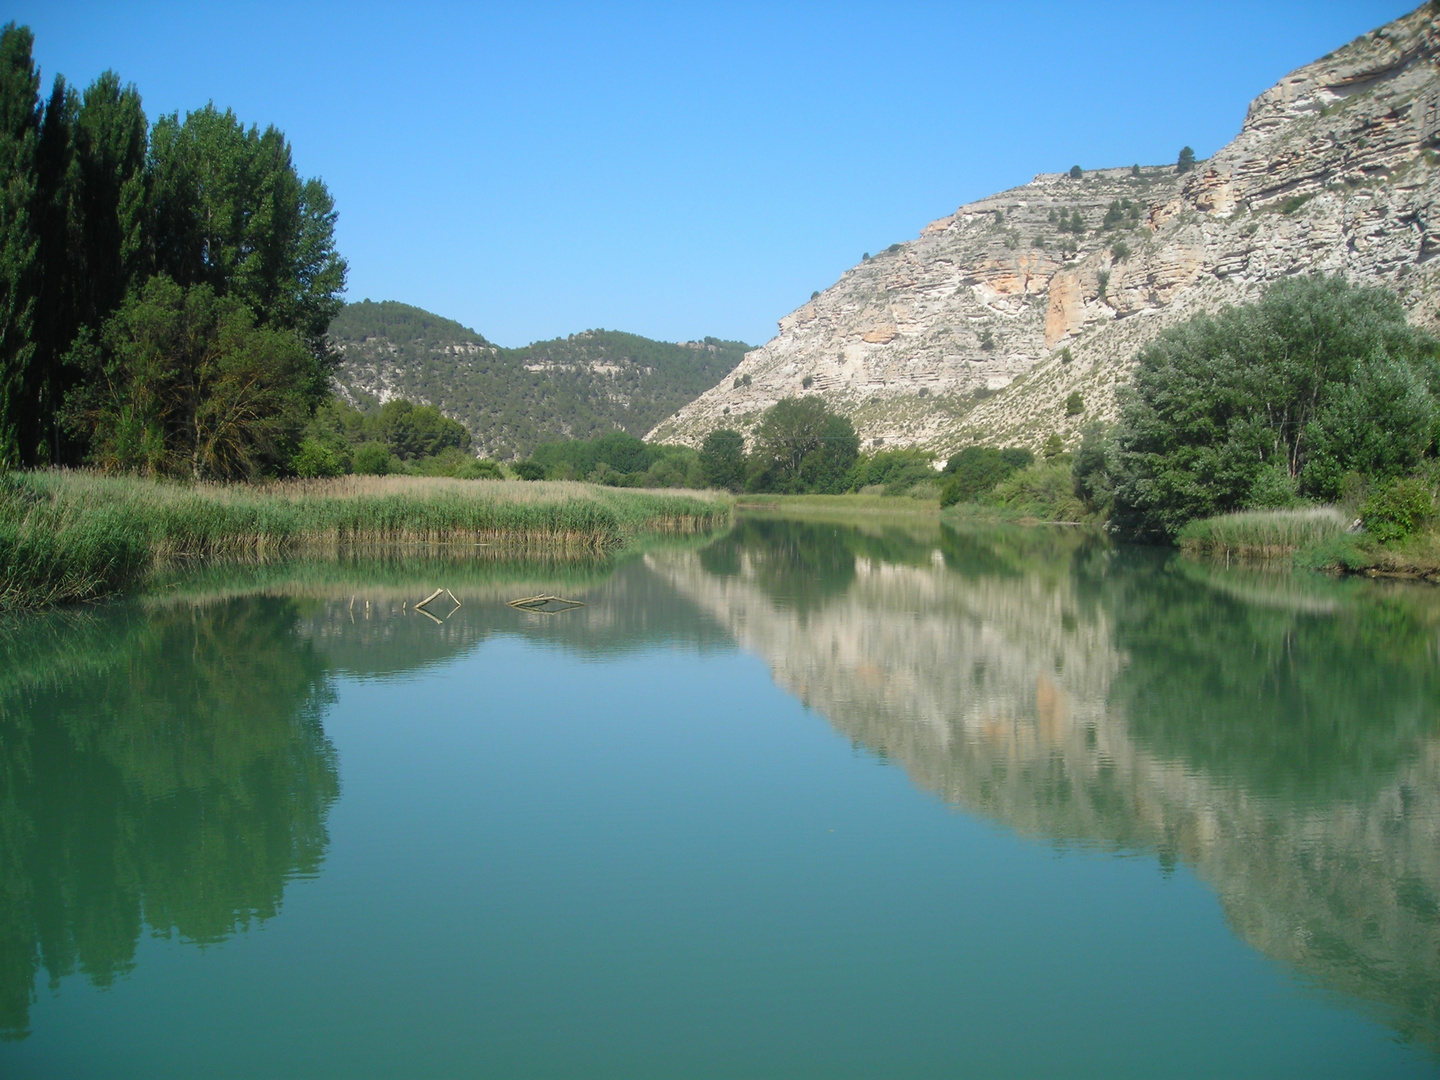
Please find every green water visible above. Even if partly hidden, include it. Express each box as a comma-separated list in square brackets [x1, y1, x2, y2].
[1, 518, 1437, 1077]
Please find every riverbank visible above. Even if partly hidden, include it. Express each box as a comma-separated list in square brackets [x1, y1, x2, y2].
[0, 471, 730, 610]
[1149, 506, 1440, 580]
[735, 493, 940, 518]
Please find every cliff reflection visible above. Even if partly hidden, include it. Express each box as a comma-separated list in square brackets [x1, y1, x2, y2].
[654, 519, 1440, 1051]
[0, 600, 340, 1039]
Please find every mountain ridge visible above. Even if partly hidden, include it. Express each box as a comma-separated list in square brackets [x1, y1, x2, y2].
[328, 300, 748, 458]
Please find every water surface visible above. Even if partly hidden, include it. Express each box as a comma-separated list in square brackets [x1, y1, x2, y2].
[1, 521, 1437, 1077]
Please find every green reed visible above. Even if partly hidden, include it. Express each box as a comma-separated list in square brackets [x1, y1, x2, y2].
[0, 472, 730, 610]
[1176, 506, 1349, 561]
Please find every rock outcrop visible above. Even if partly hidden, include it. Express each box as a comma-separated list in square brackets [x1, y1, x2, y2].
[650, 4, 1440, 455]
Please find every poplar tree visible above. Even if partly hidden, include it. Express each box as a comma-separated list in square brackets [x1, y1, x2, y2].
[0, 24, 39, 467]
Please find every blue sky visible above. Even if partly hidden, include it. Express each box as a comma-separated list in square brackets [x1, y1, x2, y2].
[15, 1, 1418, 348]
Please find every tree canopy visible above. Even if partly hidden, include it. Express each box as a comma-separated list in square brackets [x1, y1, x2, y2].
[748, 396, 859, 493]
[0, 23, 346, 471]
[1110, 274, 1440, 539]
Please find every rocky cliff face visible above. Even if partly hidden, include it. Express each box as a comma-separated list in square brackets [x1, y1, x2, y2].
[650, 3, 1440, 454]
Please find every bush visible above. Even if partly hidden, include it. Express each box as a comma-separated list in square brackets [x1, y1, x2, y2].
[1111, 241, 1131, 263]
[1069, 165, 1083, 179]
[992, 462, 1087, 520]
[851, 448, 935, 495]
[292, 437, 344, 478]
[1065, 391, 1084, 416]
[939, 445, 1032, 506]
[353, 443, 393, 476]
[1177, 146, 1196, 174]
[513, 460, 546, 481]
[1043, 433, 1065, 459]
[1362, 477, 1433, 543]
[1246, 463, 1301, 508]
[467, 458, 505, 480]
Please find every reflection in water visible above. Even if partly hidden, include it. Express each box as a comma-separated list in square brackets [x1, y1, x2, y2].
[1, 522, 1438, 1058]
[653, 519, 1440, 1052]
[0, 601, 340, 1039]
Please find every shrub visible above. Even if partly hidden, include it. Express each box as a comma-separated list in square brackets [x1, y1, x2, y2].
[851, 448, 935, 495]
[1362, 477, 1433, 543]
[939, 445, 1032, 505]
[513, 460, 546, 481]
[1069, 165, 1083, 179]
[1177, 146, 1196, 174]
[1060, 347, 1073, 365]
[1111, 240, 1131, 263]
[1043, 433, 1065, 459]
[353, 443, 393, 476]
[292, 437, 344, 478]
[802, 375, 814, 389]
[470, 459, 504, 480]
[992, 462, 1087, 520]
[1246, 463, 1301, 508]
[1096, 271, 1109, 301]
[980, 329, 995, 351]
[1065, 391, 1084, 417]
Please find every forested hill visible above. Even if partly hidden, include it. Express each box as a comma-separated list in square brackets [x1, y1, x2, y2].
[329, 301, 749, 458]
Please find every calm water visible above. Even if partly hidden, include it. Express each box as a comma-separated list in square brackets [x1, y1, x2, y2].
[1, 518, 1438, 1077]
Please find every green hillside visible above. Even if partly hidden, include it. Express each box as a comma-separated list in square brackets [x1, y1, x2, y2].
[329, 301, 749, 458]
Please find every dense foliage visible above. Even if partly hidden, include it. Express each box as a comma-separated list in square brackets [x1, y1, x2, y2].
[0, 23, 345, 474]
[299, 397, 487, 478]
[1109, 275, 1440, 540]
[329, 301, 749, 460]
[939, 446, 1034, 507]
[745, 397, 859, 493]
[525, 430, 702, 488]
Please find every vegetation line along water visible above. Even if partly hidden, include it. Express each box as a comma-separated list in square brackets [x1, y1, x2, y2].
[0, 472, 730, 611]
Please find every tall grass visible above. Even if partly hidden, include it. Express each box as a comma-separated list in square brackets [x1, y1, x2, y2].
[1176, 506, 1349, 561]
[0, 471, 730, 610]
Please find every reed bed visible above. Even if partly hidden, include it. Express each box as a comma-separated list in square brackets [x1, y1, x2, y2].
[0, 471, 730, 610]
[1176, 506, 1349, 561]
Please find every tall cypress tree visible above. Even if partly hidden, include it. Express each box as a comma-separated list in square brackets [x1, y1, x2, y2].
[24, 71, 148, 463]
[0, 23, 40, 467]
[28, 74, 78, 465]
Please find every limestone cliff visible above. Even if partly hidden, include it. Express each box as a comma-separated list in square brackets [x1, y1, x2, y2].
[650, 3, 1440, 455]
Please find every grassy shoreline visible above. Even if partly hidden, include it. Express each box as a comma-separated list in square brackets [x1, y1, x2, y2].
[735, 493, 940, 518]
[0, 471, 730, 610]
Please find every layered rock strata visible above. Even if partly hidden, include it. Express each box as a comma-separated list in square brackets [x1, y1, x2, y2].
[651, 4, 1440, 455]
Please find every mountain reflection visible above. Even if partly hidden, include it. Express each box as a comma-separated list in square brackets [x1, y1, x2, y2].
[0, 600, 340, 1039]
[654, 519, 1440, 1052]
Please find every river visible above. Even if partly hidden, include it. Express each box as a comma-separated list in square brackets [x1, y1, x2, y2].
[1, 517, 1436, 1077]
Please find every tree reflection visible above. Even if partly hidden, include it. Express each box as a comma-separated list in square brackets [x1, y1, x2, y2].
[0, 599, 339, 1039]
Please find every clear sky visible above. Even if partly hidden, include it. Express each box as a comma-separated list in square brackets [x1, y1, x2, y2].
[14, 1, 1420, 348]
